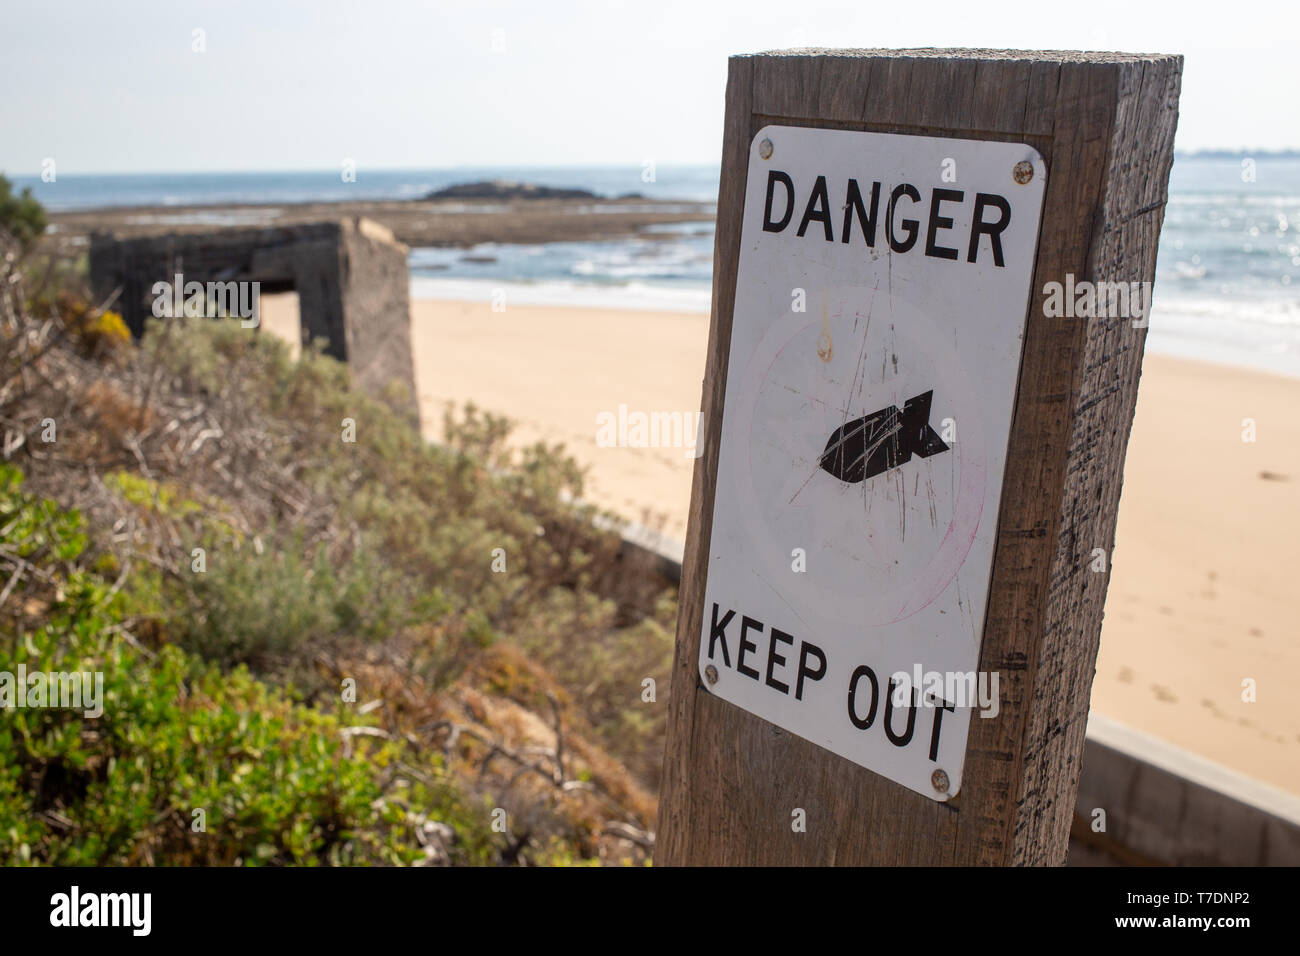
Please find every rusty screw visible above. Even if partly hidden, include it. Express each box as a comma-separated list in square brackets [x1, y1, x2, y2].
[1012, 160, 1034, 185]
[705, 664, 719, 685]
[931, 769, 950, 793]
[759, 138, 774, 160]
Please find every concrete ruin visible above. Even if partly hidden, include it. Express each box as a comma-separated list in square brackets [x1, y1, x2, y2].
[89, 218, 417, 419]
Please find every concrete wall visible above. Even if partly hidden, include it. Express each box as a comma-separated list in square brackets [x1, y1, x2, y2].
[1070, 713, 1300, 866]
[89, 218, 416, 419]
[339, 219, 416, 408]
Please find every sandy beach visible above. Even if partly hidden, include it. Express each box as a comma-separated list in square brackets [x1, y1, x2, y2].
[1092, 356, 1300, 796]
[410, 296, 1300, 796]
[413, 298, 709, 543]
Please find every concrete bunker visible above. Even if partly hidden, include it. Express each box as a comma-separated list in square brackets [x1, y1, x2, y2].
[89, 218, 417, 419]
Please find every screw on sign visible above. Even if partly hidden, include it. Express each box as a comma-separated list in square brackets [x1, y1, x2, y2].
[931, 769, 950, 794]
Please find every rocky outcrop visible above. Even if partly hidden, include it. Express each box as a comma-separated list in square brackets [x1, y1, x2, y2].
[424, 180, 599, 201]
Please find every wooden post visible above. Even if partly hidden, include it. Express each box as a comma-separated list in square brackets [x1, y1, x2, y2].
[656, 49, 1182, 866]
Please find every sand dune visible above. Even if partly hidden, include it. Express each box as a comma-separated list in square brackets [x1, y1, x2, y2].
[411, 297, 1300, 795]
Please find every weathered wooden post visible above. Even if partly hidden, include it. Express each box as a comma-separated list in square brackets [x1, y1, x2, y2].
[656, 49, 1182, 866]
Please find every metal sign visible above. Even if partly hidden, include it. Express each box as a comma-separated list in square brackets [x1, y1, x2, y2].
[699, 125, 1047, 800]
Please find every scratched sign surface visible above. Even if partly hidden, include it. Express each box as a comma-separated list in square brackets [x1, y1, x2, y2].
[700, 126, 1047, 800]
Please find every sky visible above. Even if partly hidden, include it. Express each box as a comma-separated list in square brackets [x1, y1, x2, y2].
[1, 0, 1296, 175]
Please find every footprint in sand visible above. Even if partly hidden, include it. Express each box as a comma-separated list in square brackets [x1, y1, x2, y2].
[1200, 699, 1268, 738]
[1151, 684, 1178, 703]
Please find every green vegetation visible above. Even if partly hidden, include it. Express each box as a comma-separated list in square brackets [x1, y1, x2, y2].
[129, 317, 676, 787]
[0, 464, 503, 865]
[1, 203, 675, 863]
[0, 174, 45, 251]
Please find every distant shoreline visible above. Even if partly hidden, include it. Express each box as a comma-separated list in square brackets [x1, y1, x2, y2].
[44, 194, 718, 253]
[42, 155, 1300, 381]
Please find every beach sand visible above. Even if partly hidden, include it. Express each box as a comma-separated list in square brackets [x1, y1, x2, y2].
[413, 298, 708, 543]
[1092, 357, 1300, 795]
[410, 297, 1300, 795]
[259, 291, 301, 361]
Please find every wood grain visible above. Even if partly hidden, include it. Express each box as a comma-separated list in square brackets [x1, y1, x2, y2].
[655, 49, 1182, 866]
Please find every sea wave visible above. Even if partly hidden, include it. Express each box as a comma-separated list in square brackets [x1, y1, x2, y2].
[1146, 296, 1300, 377]
[1155, 293, 1300, 328]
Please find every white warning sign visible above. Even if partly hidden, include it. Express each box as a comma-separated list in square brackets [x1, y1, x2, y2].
[699, 125, 1047, 800]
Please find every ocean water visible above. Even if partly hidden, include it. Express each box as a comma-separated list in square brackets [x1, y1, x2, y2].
[12, 157, 1300, 376]
[1151, 157, 1300, 376]
[408, 221, 716, 313]
[414, 156, 1300, 378]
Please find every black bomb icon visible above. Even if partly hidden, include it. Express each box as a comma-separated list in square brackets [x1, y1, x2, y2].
[819, 390, 950, 483]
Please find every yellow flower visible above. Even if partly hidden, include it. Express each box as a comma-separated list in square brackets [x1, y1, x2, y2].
[79, 309, 131, 355]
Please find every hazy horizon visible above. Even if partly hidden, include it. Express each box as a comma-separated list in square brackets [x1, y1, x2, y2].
[6, 147, 1300, 180]
[3, 0, 1298, 176]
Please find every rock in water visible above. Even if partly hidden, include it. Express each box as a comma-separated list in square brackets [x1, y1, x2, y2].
[424, 180, 600, 201]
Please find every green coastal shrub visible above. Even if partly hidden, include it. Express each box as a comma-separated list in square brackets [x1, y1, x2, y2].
[0, 174, 46, 251]
[173, 538, 427, 674]
[0, 464, 498, 866]
[131, 318, 676, 780]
